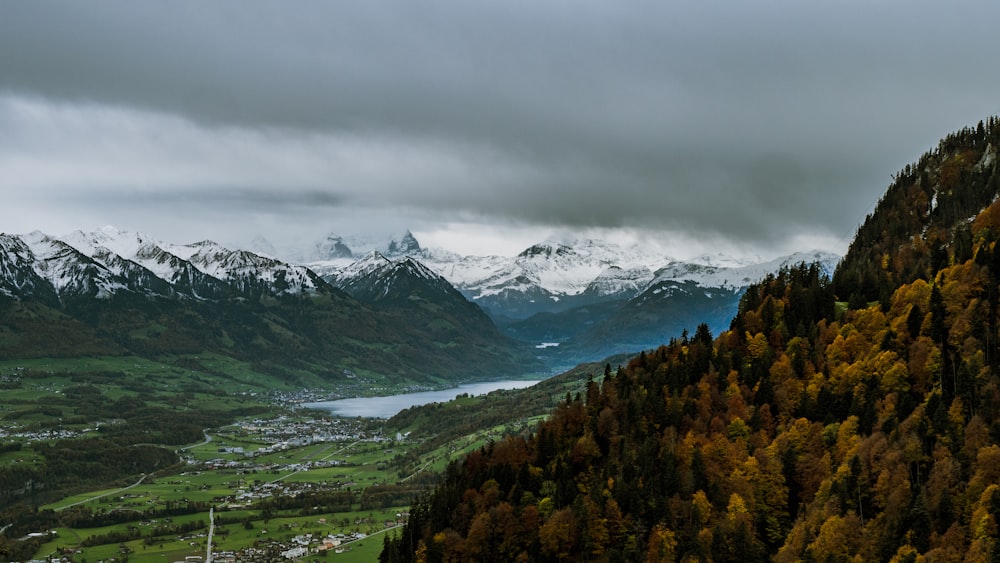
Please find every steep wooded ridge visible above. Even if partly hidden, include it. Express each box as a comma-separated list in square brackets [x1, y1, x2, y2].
[382, 118, 1000, 561]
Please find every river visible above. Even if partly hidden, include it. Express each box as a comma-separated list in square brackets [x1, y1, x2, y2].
[302, 379, 541, 419]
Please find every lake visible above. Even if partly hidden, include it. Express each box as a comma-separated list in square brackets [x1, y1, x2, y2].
[302, 380, 541, 419]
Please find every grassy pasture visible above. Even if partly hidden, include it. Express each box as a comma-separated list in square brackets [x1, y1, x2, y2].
[0, 355, 561, 562]
[31, 427, 424, 562]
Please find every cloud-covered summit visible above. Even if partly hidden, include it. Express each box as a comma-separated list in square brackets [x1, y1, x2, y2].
[2, 1, 999, 257]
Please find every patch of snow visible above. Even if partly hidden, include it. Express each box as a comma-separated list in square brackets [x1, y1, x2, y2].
[976, 144, 995, 171]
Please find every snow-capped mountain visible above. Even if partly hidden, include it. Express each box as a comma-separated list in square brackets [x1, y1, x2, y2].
[0, 227, 537, 384]
[329, 251, 395, 285]
[2, 227, 333, 302]
[333, 252, 468, 306]
[20, 231, 137, 299]
[297, 230, 841, 368]
[0, 234, 57, 301]
[385, 231, 421, 257]
[326, 251, 508, 351]
[303, 230, 840, 322]
[464, 239, 656, 297]
[410, 248, 509, 292]
[314, 235, 353, 260]
[63, 227, 233, 300]
[407, 239, 663, 318]
[302, 230, 427, 280]
[292, 230, 423, 265]
[649, 250, 839, 290]
[167, 239, 327, 297]
[0, 224, 843, 373]
[581, 266, 656, 300]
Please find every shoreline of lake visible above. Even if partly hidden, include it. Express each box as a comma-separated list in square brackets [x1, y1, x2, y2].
[301, 379, 541, 419]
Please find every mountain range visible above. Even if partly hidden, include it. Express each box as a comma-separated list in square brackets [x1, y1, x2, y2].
[0, 224, 838, 375]
[0, 226, 535, 385]
[300, 233, 838, 367]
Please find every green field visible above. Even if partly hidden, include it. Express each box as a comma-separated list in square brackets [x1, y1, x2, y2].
[20, 410, 547, 562]
[28, 427, 422, 562]
[0, 354, 567, 562]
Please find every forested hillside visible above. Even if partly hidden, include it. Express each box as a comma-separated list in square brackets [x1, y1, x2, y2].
[0, 284, 534, 387]
[382, 118, 1000, 561]
[835, 119, 1000, 307]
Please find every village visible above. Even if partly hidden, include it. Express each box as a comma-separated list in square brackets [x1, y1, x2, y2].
[2, 406, 423, 563]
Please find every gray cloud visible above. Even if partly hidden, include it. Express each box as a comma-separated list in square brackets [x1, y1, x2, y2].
[1, 1, 999, 255]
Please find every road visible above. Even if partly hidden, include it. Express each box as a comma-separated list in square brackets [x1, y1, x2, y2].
[56, 432, 210, 511]
[56, 473, 148, 511]
[179, 430, 213, 451]
[400, 459, 435, 482]
[206, 506, 215, 563]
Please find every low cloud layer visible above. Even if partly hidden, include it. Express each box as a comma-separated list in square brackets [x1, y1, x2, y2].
[2, 2, 999, 257]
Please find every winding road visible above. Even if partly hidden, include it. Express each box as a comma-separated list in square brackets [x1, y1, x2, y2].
[179, 430, 213, 451]
[56, 474, 148, 511]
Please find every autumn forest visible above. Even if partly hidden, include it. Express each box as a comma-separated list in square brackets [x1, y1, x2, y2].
[381, 119, 1000, 561]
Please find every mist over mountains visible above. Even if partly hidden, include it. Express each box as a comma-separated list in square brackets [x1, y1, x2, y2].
[301, 231, 838, 366]
[0, 224, 837, 373]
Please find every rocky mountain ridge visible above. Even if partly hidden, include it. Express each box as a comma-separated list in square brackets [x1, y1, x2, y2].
[302, 231, 839, 320]
[0, 225, 839, 372]
[317, 234, 838, 368]
[0, 226, 534, 384]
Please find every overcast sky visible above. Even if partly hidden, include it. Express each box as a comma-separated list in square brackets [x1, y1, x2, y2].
[1, 2, 998, 259]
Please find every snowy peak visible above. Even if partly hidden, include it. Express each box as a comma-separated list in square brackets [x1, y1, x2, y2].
[508, 245, 606, 296]
[0, 234, 56, 300]
[687, 252, 760, 269]
[333, 253, 460, 304]
[19, 231, 127, 299]
[315, 235, 354, 260]
[386, 230, 421, 257]
[0, 227, 335, 302]
[394, 256, 440, 282]
[301, 230, 419, 271]
[171, 240, 327, 297]
[583, 266, 655, 298]
[333, 251, 394, 283]
[65, 228, 236, 300]
[63, 226, 135, 257]
[89, 246, 176, 298]
[320, 230, 422, 259]
[307, 231, 842, 321]
[458, 238, 656, 306]
[517, 242, 573, 259]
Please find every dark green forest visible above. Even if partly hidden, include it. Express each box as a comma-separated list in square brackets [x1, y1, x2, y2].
[0, 282, 536, 387]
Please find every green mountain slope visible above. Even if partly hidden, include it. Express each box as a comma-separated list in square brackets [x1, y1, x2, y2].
[0, 289, 537, 387]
